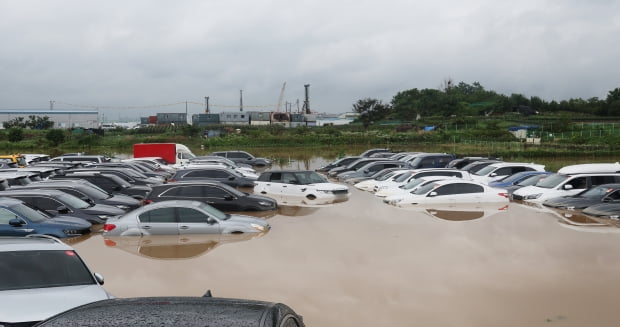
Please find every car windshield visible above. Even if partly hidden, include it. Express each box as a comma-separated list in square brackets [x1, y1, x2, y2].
[412, 182, 439, 195]
[376, 171, 398, 181]
[577, 186, 615, 199]
[393, 171, 414, 183]
[10, 203, 50, 223]
[0, 250, 95, 291]
[474, 165, 497, 176]
[535, 174, 569, 189]
[57, 193, 92, 209]
[198, 202, 229, 220]
[294, 171, 328, 184]
[500, 172, 530, 183]
[402, 178, 429, 190]
[516, 175, 547, 187]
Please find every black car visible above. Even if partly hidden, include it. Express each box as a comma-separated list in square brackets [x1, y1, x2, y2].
[50, 172, 152, 200]
[35, 294, 305, 327]
[170, 167, 256, 188]
[14, 180, 142, 211]
[543, 183, 620, 209]
[210, 150, 272, 167]
[0, 189, 124, 224]
[315, 156, 362, 173]
[145, 181, 277, 212]
[85, 162, 171, 180]
[65, 167, 164, 186]
[326, 158, 387, 178]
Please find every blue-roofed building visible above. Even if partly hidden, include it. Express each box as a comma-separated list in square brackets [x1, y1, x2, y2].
[0, 110, 99, 129]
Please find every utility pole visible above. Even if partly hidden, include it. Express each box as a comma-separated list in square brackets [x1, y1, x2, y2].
[205, 96, 210, 113]
[185, 101, 188, 124]
[49, 100, 55, 111]
[240, 89, 243, 112]
[302, 84, 311, 114]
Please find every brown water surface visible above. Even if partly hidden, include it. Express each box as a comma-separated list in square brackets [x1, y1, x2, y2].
[71, 157, 620, 327]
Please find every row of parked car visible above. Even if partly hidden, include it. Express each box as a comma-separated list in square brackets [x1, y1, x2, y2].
[1, 150, 309, 326]
[317, 149, 620, 219]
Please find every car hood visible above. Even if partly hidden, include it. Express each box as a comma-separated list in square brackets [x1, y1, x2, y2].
[0, 285, 112, 323]
[224, 214, 271, 232]
[544, 197, 602, 209]
[83, 204, 126, 216]
[50, 216, 92, 228]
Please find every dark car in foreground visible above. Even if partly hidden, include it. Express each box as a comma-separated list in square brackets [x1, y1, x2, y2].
[35, 294, 304, 327]
[543, 183, 620, 209]
[146, 181, 277, 211]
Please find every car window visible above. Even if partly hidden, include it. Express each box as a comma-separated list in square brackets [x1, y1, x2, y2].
[568, 177, 587, 189]
[454, 183, 484, 194]
[591, 175, 620, 185]
[31, 197, 66, 211]
[0, 208, 19, 224]
[204, 186, 230, 197]
[175, 186, 205, 198]
[268, 172, 282, 182]
[0, 250, 95, 291]
[186, 170, 228, 178]
[606, 190, 620, 201]
[139, 207, 176, 223]
[282, 173, 299, 184]
[177, 207, 209, 223]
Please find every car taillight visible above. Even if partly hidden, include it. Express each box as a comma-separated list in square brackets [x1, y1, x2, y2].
[168, 179, 177, 182]
[498, 192, 508, 198]
[143, 199, 153, 205]
[103, 224, 116, 232]
[104, 239, 117, 246]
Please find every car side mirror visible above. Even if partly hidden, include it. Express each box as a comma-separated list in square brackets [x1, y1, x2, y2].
[9, 218, 23, 227]
[114, 186, 123, 191]
[207, 217, 217, 225]
[224, 195, 234, 201]
[228, 176, 235, 180]
[428, 191, 438, 197]
[57, 205, 70, 214]
[93, 272, 105, 285]
[563, 184, 573, 190]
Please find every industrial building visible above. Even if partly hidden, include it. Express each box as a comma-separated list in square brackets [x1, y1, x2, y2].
[0, 110, 99, 129]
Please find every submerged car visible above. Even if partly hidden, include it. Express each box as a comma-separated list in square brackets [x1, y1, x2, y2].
[210, 150, 272, 167]
[543, 183, 620, 210]
[0, 198, 91, 238]
[582, 202, 620, 219]
[35, 294, 304, 327]
[102, 200, 270, 236]
[145, 181, 277, 211]
[254, 170, 349, 205]
[392, 179, 509, 208]
[0, 235, 112, 326]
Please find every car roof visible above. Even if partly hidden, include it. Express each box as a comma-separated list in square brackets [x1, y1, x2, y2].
[36, 297, 302, 327]
[0, 235, 70, 252]
[0, 188, 69, 197]
[557, 163, 620, 174]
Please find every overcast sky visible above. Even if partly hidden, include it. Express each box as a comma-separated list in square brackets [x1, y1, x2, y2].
[1, 0, 619, 121]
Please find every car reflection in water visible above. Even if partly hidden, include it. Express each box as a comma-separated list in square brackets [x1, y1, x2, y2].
[406, 204, 509, 222]
[103, 232, 267, 260]
[551, 210, 620, 233]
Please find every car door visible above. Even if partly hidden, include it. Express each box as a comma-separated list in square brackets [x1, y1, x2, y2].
[202, 185, 237, 211]
[280, 172, 305, 200]
[176, 207, 221, 234]
[137, 207, 178, 235]
[0, 208, 31, 236]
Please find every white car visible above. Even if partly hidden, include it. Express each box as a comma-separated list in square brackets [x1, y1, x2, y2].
[254, 170, 349, 205]
[512, 163, 620, 202]
[382, 176, 459, 203]
[354, 169, 411, 191]
[0, 235, 113, 325]
[470, 162, 546, 184]
[373, 168, 473, 196]
[391, 179, 509, 208]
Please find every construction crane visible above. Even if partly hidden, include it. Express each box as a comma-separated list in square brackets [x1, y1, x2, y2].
[276, 82, 286, 112]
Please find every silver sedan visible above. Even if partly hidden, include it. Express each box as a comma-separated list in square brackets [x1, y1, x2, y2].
[102, 200, 270, 236]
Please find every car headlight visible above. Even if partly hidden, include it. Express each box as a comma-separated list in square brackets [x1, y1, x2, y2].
[98, 215, 115, 220]
[251, 223, 267, 232]
[525, 193, 542, 200]
[258, 201, 275, 207]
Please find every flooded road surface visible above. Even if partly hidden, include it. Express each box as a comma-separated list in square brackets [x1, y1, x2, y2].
[71, 171, 620, 326]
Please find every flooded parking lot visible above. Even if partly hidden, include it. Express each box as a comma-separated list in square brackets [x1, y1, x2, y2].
[70, 158, 620, 327]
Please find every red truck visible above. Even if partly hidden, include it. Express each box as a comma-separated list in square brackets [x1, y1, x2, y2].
[133, 143, 195, 166]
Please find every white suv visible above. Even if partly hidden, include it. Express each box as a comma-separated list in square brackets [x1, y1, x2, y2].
[0, 235, 113, 326]
[512, 163, 620, 202]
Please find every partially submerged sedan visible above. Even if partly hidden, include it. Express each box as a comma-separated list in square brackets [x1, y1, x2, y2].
[391, 179, 509, 208]
[254, 170, 349, 205]
[102, 200, 270, 236]
[543, 183, 620, 210]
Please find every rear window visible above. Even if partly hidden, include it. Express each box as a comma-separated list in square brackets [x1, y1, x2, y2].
[0, 250, 95, 291]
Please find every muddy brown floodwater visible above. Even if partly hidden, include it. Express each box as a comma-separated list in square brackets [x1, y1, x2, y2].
[70, 158, 620, 327]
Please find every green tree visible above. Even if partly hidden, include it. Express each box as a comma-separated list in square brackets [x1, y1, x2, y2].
[45, 129, 66, 146]
[7, 128, 24, 142]
[26, 115, 54, 129]
[352, 98, 391, 129]
[3, 117, 26, 129]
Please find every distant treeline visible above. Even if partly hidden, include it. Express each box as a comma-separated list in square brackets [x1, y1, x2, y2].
[351, 80, 620, 125]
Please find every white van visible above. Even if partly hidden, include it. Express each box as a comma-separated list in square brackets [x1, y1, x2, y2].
[512, 163, 620, 202]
